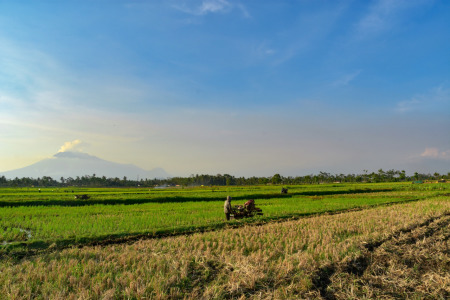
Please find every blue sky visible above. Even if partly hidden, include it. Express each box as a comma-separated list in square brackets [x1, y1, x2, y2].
[0, 0, 449, 177]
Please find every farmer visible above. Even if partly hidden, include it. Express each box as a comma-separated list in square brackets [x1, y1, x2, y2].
[224, 196, 232, 220]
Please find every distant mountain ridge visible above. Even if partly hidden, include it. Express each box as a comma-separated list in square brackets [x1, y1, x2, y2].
[1, 151, 169, 179]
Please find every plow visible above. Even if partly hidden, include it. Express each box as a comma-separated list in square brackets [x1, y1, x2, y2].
[230, 199, 263, 219]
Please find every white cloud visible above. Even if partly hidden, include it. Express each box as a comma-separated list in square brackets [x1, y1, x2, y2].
[420, 147, 450, 160]
[58, 140, 84, 152]
[200, 0, 231, 14]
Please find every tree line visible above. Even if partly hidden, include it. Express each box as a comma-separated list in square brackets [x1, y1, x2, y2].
[0, 169, 448, 187]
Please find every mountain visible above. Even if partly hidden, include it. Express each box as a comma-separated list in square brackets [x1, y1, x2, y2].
[1, 151, 170, 179]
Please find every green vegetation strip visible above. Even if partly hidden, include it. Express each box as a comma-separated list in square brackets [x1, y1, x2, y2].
[0, 182, 422, 207]
[0, 183, 448, 256]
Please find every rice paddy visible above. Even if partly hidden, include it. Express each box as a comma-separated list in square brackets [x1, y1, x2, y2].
[0, 182, 448, 298]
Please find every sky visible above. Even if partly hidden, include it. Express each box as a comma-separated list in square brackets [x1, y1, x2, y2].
[0, 0, 449, 177]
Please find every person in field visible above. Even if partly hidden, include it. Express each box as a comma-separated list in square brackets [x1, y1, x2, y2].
[244, 199, 255, 211]
[224, 196, 232, 220]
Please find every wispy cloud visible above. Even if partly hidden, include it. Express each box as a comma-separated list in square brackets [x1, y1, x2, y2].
[172, 0, 233, 16]
[396, 85, 450, 113]
[0, 95, 24, 109]
[0, 38, 60, 94]
[420, 147, 450, 160]
[0, 36, 81, 112]
[0, 34, 179, 116]
[235, 3, 251, 18]
[332, 70, 362, 87]
[356, 0, 428, 37]
[269, 3, 347, 66]
[396, 99, 420, 113]
[200, 0, 231, 14]
[253, 42, 276, 60]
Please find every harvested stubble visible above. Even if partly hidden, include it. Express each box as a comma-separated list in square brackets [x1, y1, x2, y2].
[329, 213, 450, 299]
[0, 198, 448, 299]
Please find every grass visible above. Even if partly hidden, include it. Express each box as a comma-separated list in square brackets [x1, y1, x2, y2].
[1, 183, 443, 253]
[0, 197, 448, 299]
[0, 182, 420, 206]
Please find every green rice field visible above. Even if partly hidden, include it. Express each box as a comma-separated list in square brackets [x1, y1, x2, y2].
[1, 182, 448, 254]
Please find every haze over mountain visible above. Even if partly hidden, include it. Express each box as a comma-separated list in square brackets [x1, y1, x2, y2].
[0, 151, 169, 180]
